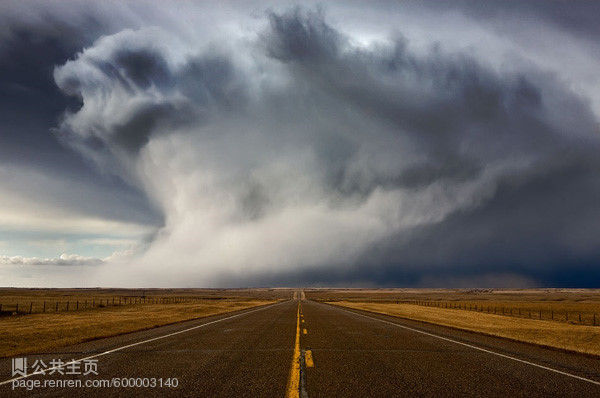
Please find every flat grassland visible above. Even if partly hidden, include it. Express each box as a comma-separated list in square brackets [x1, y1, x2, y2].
[307, 288, 600, 357]
[0, 288, 290, 358]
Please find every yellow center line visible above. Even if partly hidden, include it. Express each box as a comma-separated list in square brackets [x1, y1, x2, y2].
[305, 350, 314, 368]
[285, 301, 301, 398]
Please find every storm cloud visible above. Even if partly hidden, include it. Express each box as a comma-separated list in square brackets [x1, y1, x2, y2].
[2, 1, 600, 287]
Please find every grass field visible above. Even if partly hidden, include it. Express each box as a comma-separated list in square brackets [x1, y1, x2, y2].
[306, 288, 600, 357]
[308, 288, 600, 325]
[0, 287, 289, 315]
[0, 288, 291, 357]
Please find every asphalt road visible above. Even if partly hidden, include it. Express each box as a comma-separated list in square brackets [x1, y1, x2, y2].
[2, 296, 600, 397]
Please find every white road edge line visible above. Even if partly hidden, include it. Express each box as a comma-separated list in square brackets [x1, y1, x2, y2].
[0, 301, 286, 386]
[334, 305, 600, 387]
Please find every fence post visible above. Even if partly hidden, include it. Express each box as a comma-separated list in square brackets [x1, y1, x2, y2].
[43, 301, 46, 313]
[67, 301, 69, 311]
[85, 300, 87, 309]
[56, 302, 58, 311]
[29, 302, 33, 314]
[16, 303, 18, 313]
[551, 310, 553, 320]
[594, 314, 596, 326]
[76, 301, 79, 310]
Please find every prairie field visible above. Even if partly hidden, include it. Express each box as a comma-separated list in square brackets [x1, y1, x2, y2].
[0, 287, 289, 315]
[308, 288, 600, 324]
[0, 288, 290, 357]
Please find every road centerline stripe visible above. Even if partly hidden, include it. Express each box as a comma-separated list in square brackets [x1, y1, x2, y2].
[286, 301, 301, 398]
[305, 350, 314, 368]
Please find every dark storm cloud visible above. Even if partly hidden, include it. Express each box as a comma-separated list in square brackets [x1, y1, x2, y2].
[213, 8, 600, 287]
[54, 28, 248, 167]
[0, 6, 161, 227]
[264, 8, 597, 195]
[3, 1, 600, 287]
[0, 19, 92, 158]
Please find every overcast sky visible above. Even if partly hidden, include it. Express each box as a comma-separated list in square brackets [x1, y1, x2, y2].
[1, 0, 600, 287]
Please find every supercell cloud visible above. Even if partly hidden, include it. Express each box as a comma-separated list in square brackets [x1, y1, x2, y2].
[1, 1, 600, 287]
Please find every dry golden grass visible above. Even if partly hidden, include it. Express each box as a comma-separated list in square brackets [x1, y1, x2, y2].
[309, 288, 600, 326]
[331, 301, 600, 357]
[308, 287, 600, 300]
[308, 288, 600, 304]
[0, 287, 291, 314]
[0, 299, 277, 358]
[407, 300, 600, 325]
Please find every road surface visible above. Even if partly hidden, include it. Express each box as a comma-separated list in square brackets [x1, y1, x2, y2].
[2, 296, 600, 397]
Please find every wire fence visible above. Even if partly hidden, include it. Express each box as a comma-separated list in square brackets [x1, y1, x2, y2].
[394, 300, 599, 326]
[0, 296, 212, 316]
